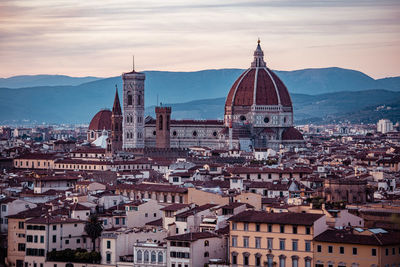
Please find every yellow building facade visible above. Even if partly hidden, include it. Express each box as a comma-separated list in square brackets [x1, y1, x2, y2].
[228, 210, 327, 267]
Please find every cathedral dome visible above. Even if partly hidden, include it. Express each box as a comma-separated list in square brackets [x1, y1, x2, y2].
[88, 110, 112, 131]
[225, 41, 292, 111]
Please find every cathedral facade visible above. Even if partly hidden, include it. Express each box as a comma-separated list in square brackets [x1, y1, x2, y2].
[89, 40, 304, 152]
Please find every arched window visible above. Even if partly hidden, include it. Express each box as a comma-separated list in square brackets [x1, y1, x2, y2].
[144, 250, 149, 262]
[166, 115, 170, 130]
[159, 115, 163, 130]
[204, 251, 209, 257]
[138, 95, 141, 105]
[204, 240, 209, 247]
[137, 250, 142, 262]
[128, 94, 132, 106]
[158, 252, 163, 263]
[151, 251, 156, 262]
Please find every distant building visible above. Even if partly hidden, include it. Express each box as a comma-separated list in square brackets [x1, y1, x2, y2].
[377, 119, 393, 134]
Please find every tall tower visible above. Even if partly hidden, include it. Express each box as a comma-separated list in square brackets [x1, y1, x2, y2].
[108, 86, 123, 155]
[155, 106, 171, 149]
[122, 60, 145, 149]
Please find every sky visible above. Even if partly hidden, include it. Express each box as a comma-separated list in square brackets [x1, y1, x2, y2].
[0, 0, 399, 79]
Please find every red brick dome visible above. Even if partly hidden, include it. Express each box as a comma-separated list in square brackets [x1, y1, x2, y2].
[88, 110, 111, 131]
[282, 127, 303, 140]
[225, 41, 292, 115]
[225, 67, 292, 108]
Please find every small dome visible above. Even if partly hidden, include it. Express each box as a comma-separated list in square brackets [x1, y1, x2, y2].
[88, 110, 112, 131]
[282, 127, 303, 141]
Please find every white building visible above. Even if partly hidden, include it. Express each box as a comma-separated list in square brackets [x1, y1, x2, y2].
[377, 119, 394, 134]
[133, 240, 167, 267]
[166, 232, 226, 267]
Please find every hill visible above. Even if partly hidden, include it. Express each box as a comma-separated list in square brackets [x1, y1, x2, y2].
[1, 67, 400, 125]
[0, 75, 102, 88]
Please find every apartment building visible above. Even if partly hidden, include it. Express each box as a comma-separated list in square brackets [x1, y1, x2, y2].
[228, 210, 327, 267]
[165, 232, 226, 267]
[313, 228, 400, 267]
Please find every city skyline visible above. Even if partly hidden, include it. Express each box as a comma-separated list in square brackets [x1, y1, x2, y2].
[1, 0, 399, 78]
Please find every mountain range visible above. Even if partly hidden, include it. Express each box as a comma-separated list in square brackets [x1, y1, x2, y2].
[0, 67, 399, 125]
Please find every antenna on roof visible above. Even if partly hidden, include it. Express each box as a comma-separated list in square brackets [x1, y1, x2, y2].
[132, 55, 135, 72]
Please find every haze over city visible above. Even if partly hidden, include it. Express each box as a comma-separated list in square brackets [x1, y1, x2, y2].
[1, 0, 399, 78]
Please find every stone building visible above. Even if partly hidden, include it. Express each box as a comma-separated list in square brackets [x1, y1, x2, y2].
[88, 40, 305, 152]
[323, 178, 374, 204]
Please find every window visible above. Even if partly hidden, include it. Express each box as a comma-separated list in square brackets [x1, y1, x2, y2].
[340, 246, 344, 254]
[144, 250, 149, 262]
[267, 238, 273, 249]
[204, 252, 209, 257]
[279, 257, 286, 267]
[256, 223, 260, 232]
[65, 239, 69, 245]
[232, 253, 237, 265]
[204, 240, 209, 247]
[353, 247, 357, 255]
[107, 240, 111, 249]
[244, 223, 249, 231]
[306, 227, 311, 235]
[179, 196, 183, 203]
[171, 195, 175, 203]
[328, 246, 333, 253]
[317, 245, 322, 252]
[2, 205, 7, 212]
[372, 248, 376, 256]
[255, 254, 261, 266]
[243, 254, 249, 266]
[137, 250, 142, 262]
[115, 218, 120, 225]
[40, 236, 44, 243]
[392, 247, 395, 255]
[255, 237, 261, 248]
[292, 240, 298, 251]
[292, 257, 298, 267]
[53, 225, 56, 230]
[232, 222, 237, 230]
[18, 222, 24, 229]
[151, 251, 156, 262]
[34, 235, 38, 243]
[305, 241, 311, 252]
[128, 94, 132, 105]
[158, 252, 163, 263]
[268, 224, 272, 232]
[232, 236, 237, 247]
[292, 226, 297, 234]
[386, 248, 389, 256]
[106, 253, 111, 263]
[280, 239, 285, 250]
[280, 225, 285, 233]
[243, 237, 249, 248]
[77, 239, 80, 244]
[18, 243, 25, 251]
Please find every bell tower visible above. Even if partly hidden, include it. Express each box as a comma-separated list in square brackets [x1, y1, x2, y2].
[122, 58, 145, 149]
[155, 106, 171, 149]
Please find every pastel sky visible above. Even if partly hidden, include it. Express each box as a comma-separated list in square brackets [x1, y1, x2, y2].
[0, 0, 399, 78]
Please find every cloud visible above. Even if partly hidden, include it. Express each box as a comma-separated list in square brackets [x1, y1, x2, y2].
[0, 0, 399, 78]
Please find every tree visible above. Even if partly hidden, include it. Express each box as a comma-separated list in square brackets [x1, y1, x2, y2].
[84, 214, 103, 252]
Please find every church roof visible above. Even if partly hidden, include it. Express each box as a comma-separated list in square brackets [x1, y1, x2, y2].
[88, 110, 111, 131]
